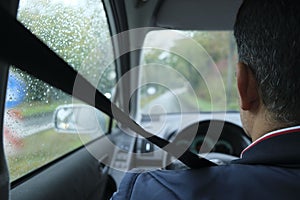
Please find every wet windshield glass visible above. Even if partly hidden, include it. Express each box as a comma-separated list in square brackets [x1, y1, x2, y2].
[139, 31, 238, 114]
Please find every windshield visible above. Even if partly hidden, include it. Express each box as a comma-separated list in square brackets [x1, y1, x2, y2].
[139, 30, 238, 114]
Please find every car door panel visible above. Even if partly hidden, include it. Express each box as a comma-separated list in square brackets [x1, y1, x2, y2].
[10, 137, 116, 200]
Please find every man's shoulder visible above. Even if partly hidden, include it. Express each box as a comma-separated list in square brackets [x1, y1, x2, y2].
[111, 165, 242, 200]
[110, 169, 146, 200]
[111, 164, 300, 200]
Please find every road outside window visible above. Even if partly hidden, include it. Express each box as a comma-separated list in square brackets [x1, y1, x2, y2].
[140, 31, 238, 114]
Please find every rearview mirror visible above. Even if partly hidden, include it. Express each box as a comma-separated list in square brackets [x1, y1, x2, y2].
[54, 104, 106, 134]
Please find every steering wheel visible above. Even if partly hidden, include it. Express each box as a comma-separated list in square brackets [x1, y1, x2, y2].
[164, 120, 250, 170]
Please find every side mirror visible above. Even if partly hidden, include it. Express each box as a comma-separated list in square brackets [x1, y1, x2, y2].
[53, 104, 106, 134]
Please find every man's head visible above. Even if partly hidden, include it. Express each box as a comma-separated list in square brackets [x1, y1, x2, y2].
[234, 0, 300, 140]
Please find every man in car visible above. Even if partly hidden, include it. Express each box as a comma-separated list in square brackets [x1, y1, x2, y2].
[111, 0, 300, 199]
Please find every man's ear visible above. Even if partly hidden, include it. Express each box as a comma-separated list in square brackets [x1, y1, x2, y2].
[236, 62, 260, 111]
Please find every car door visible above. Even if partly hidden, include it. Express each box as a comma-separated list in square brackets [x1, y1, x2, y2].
[0, 0, 126, 199]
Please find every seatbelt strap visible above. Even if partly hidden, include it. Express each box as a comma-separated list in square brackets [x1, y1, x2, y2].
[0, 6, 216, 169]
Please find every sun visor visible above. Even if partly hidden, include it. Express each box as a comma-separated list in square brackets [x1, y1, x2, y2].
[156, 0, 242, 30]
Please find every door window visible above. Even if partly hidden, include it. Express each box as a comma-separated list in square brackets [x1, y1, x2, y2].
[4, 0, 115, 181]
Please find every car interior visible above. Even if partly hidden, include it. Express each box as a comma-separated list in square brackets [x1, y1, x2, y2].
[0, 0, 251, 199]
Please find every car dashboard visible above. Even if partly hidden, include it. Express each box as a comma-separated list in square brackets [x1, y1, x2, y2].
[109, 112, 251, 176]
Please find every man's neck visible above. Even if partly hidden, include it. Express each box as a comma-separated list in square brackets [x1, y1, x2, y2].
[250, 112, 288, 142]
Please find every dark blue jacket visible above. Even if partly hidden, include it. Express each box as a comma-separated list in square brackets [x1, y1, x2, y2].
[111, 129, 300, 200]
